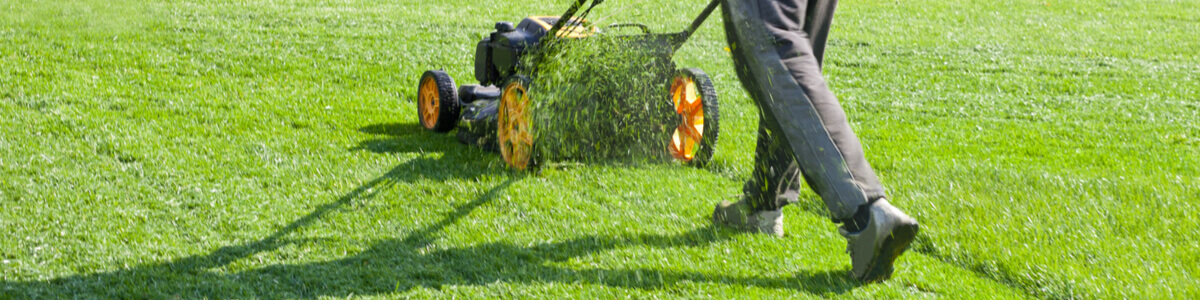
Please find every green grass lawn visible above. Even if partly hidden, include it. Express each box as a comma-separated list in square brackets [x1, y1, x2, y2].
[2, 0, 1197, 298]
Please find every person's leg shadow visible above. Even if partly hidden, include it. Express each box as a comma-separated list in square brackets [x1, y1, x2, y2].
[1, 122, 859, 298]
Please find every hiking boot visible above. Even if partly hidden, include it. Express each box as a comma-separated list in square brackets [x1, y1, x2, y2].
[712, 199, 784, 237]
[839, 199, 920, 282]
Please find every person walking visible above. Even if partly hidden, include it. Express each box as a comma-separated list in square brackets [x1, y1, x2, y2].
[711, 0, 920, 283]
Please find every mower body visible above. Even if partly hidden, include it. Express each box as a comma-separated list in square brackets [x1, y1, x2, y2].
[416, 0, 724, 168]
[456, 17, 684, 153]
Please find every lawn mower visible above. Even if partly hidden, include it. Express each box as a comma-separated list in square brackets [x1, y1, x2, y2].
[416, 0, 722, 170]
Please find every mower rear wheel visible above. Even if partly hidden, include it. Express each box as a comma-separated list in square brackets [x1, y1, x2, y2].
[498, 76, 535, 170]
[668, 68, 720, 166]
[417, 70, 460, 132]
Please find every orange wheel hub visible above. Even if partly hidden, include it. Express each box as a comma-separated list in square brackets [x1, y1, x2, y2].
[669, 76, 705, 162]
[499, 81, 534, 170]
[418, 76, 440, 129]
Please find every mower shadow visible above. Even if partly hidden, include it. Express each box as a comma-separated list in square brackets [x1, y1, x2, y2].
[358, 122, 422, 136]
[0, 122, 860, 298]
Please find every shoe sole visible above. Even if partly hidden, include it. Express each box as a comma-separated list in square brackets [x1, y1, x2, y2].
[860, 223, 919, 283]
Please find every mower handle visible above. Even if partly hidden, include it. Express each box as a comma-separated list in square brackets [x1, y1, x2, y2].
[684, 0, 722, 40]
[547, 0, 595, 39]
[551, 0, 719, 43]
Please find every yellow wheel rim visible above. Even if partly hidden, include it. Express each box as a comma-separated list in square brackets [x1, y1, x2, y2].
[669, 76, 704, 162]
[418, 76, 440, 129]
[499, 81, 534, 170]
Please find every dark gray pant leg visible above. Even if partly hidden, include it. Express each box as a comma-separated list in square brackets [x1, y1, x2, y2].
[804, 0, 837, 67]
[742, 119, 804, 211]
[724, 0, 886, 220]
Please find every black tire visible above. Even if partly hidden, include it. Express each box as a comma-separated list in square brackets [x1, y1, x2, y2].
[417, 70, 460, 132]
[670, 68, 720, 167]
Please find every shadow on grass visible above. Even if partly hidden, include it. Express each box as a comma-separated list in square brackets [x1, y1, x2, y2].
[0, 123, 859, 298]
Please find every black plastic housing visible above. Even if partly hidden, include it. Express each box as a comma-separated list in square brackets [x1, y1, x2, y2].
[473, 17, 558, 86]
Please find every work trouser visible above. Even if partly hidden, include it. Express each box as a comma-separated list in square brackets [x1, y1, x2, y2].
[722, 0, 886, 221]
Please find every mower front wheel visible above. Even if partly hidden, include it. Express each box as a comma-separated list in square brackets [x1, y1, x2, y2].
[498, 76, 536, 171]
[417, 70, 460, 132]
[668, 68, 720, 166]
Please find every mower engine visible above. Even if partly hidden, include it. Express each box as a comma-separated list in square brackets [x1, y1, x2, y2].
[474, 17, 592, 87]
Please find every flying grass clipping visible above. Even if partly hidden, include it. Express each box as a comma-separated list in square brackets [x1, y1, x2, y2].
[523, 35, 680, 165]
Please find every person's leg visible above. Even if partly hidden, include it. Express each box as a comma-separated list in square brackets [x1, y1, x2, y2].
[721, 0, 882, 220]
[719, 0, 920, 282]
[712, 71, 800, 238]
[763, 0, 883, 205]
[741, 119, 802, 212]
[773, 30, 888, 212]
[805, 0, 837, 67]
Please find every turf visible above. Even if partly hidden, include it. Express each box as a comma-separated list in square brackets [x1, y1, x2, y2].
[1, 0, 1197, 298]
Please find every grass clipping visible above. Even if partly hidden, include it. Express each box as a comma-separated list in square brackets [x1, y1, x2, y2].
[522, 35, 679, 165]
